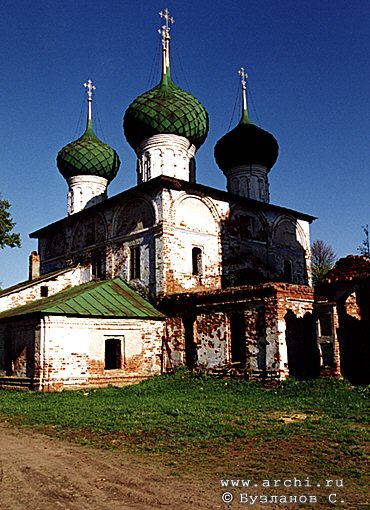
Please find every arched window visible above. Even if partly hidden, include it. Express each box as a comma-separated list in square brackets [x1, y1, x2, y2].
[192, 247, 203, 276]
[284, 260, 293, 283]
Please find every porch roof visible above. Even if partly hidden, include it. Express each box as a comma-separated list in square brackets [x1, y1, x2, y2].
[0, 278, 164, 320]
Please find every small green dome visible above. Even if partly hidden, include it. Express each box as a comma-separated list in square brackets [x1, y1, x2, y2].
[57, 121, 120, 182]
[124, 75, 209, 150]
[214, 112, 279, 172]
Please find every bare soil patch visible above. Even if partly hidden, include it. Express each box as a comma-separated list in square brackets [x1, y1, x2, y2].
[0, 422, 219, 510]
[0, 421, 368, 510]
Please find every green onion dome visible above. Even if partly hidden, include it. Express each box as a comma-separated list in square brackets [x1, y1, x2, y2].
[214, 110, 279, 172]
[123, 73, 209, 151]
[57, 120, 121, 183]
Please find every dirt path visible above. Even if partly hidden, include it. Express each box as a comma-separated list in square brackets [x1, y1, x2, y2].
[0, 422, 224, 510]
[1, 422, 366, 510]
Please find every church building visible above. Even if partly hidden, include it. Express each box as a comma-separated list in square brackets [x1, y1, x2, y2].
[0, 9, 322, 391]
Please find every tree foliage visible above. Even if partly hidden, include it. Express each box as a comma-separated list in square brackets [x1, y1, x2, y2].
[311, 240, 336, 286]
[358, 224, 370, 258]
[0, 197, 21, 249]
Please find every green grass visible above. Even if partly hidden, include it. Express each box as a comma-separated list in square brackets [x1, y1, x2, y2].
[1, 374, 367, 509]
[0, 373, 368, 453]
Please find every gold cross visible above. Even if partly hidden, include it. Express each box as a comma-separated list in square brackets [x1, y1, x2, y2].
[159, 8, 175, 32]
[84, 79, 96, 99]
[238, 67, 248, 89]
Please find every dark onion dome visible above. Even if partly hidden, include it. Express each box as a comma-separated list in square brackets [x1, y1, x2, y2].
[57, 119, 120, 183]
[123, 70, 209, 151]
[214, 110, 279, 172]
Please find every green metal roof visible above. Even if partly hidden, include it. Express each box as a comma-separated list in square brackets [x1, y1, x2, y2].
[57, 120, 121, 182]
[0, 278, 164, 320]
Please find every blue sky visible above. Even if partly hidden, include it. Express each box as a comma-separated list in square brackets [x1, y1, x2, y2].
[1, 0, 369, 288]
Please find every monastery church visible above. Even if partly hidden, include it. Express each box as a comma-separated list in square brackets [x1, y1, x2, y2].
[0, 9, 331, 391]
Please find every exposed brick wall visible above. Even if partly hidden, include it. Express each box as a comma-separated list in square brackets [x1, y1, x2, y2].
[317, 256, 370, 384]
[0, 316, 164, 391]
[161, 283, 314, 381]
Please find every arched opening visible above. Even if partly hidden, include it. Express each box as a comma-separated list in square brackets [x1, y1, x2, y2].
[192, 247, 203, 276]
[285, 310, 320, 378]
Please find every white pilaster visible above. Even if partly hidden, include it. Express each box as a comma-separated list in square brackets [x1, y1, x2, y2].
[67, 175, 108, 215]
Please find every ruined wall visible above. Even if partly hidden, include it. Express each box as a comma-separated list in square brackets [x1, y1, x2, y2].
[315, 301, 341, 377]
[162, 283, 315, 380]
[0, 318, 37, 382]
[196, 312, 228, 369]
[0, 315, 164, 391]
[274, 284, 316, 379]
[336, 291, 369, 385]
[316, 256, 370, 384]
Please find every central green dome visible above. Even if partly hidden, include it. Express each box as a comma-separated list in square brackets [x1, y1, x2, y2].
[57, 120, 120, 183]
[124, 74, 209, 151]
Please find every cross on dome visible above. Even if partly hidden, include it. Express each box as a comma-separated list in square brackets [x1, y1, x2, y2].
[238, 67, 249, 116]
[159, 7, 174, 33]
[84, 79, 96, 99]
[238, 67, 248, 89]
[158, 8, 174, 76]
[84, 79, 96, 122]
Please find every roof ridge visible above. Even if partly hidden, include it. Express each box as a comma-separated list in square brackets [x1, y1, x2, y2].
[0, 277, 164, 320]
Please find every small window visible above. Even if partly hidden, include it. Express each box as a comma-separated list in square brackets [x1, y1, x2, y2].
[130, 246, 141, 279]
[284, 260, 293, 283]
[40, 286, 48, 297]
[192, 247, 203, 276]
[92, 250, 105, 280]
[105, 339, 122, 370]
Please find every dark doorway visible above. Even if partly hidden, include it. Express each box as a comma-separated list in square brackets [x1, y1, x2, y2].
[4, 336, 13, 376]
[337, 291, 370, 385]
[230, 312, 246, 367]
[183, 316, 197, 370]
[105, 338, 122, 370]
[285, 310, 320, 378]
